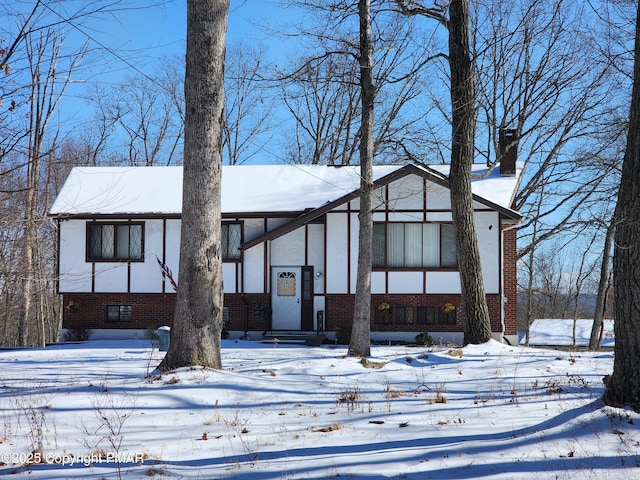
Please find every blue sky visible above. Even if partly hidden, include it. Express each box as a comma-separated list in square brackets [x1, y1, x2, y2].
[92, 0, 289, 63]
[51, 1, 293, 130]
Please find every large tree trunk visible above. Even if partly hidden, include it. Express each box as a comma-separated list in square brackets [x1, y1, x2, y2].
[603, 1, 640, 411]
[448, 0, 492, 345]
[158, 0, 229, 371]
[349, 0, 374, 357]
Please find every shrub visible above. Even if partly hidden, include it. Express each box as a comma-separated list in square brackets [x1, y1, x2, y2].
[415, 332, 434, 346]
[335, 327, 351, 345]
[61, 328, 92, 342]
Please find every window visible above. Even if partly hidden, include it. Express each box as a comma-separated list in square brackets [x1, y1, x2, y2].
[373, 223, 456, 268]
[87, 223, 143, 261]
[395, 306, 414, 324]
[374, 305, 456, 325]
[106, 305, 132, 322]
[277, 271, 296, 296]
[222, 222, 242, 261]
[417, 306, 456, 325]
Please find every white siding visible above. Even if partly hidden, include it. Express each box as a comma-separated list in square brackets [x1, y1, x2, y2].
[58, 220, 93, 292]
[426, 182, 450, 209]
[243, 243, 265, 293]
[387, 211, 424, 222]
[271, 228, 305, 265]
[426, 212, 452, 222]
[222, 263, 237, 293]
[387, 175, 424, 210]
[164, 219, 181, 278]
[388, 271, 424, 294]
[326, 212, 349, 293]
[307, 223, 325, 294]
[349, 212, 360, 294]
[94, 263, 128, 292]
[426, 271, 462, 294]
[371, 271, 386, 294]
[476, 211, 500, 293]
[244, 218, 265, 243]
[131, 219, 163, 293]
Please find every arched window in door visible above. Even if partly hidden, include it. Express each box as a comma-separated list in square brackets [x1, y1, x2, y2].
[277, 271, 296, 296]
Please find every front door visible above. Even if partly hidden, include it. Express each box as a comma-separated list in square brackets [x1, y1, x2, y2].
[271, 267, 301, 330]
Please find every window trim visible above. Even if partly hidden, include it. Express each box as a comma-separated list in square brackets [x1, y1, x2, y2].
[372, 222, 457, 269]
[86, 222, 145, 263]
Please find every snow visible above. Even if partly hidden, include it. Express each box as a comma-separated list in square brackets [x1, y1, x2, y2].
[0, 337, 637, 479]
[523, 319, 615, 347]
[49, 163, 523, 216]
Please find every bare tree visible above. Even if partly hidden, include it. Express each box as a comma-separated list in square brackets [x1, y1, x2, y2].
[396, 0, 492, 344]
[158, 0, 229, 371]
[275, 1, 431, 166]
[589, 220, 615, 350]
[16, 26, 85, 346]
[349, 0, 374, 357]
[447, 0, 492, 344]
[603, 0, 640, 411]
[87, 56, 184, 166]
[279, 54, 360, 165]
[0, 1, 179, 346]
[223, 42, 274, 165]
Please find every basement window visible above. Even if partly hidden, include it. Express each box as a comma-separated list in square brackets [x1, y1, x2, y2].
[106, 305, 133, 322]
[416, 306, 456, 325]
[375, 305, 456, 325]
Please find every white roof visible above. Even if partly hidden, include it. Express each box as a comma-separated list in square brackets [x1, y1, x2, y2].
[49, 163, 523, 216]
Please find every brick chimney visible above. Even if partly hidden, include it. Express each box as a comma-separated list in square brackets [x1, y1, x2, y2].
[499, 128, 517, 176]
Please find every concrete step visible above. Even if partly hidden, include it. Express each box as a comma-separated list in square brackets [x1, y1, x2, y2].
[262, 332, 325, 345]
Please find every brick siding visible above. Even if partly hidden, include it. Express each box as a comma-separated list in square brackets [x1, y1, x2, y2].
[502, 228, 518, 335]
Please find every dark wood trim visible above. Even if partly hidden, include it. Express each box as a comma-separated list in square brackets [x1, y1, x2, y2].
[347, 201, 352, 294]
[55, 219, 61, 295]
[161, 219, 167, 294]
[301, 266, 314, 330]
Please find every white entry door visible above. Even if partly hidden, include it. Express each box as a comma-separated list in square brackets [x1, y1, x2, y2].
[271, 267, 301, 330]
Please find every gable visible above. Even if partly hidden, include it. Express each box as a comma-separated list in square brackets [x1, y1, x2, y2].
[241, 164, 522, 250]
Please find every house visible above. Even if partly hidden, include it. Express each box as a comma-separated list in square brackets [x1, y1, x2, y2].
[49, 160, 523, 345]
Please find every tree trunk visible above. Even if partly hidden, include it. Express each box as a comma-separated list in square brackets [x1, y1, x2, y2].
[448, 0, 492, 345]
[18, 171, 35, 346]
[589, 222, 614, 350]
[158, 0, 229, 371]
[349, 0, 374, 357]
[603, 1, 640, 410]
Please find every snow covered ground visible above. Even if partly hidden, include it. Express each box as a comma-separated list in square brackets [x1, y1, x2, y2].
[0, 337, 637, 479]
[524, 319, 615, 347]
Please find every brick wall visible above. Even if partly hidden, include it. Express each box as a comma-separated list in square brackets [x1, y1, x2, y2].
[502, 228, 518, 335]
[63, 289, 512, 335]
[62, 292, 271, 333]
[325, 293, 503, 334]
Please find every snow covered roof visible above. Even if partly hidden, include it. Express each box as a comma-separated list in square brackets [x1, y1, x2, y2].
[49, 163, 523, 217]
